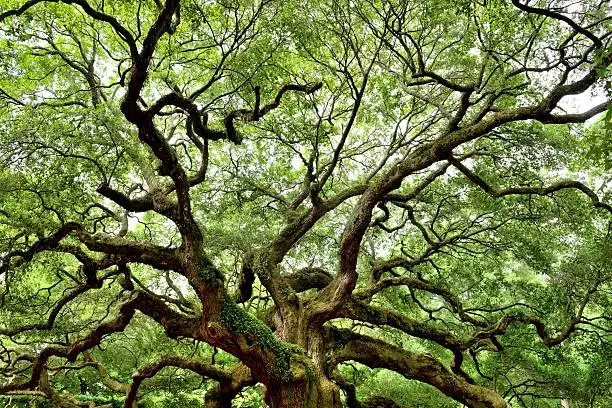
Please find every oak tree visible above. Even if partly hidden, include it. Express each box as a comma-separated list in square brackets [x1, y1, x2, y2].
[0, 0, 610, 407]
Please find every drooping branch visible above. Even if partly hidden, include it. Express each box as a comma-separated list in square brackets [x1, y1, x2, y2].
[0, 222, 81, 275]
[0, 0, 138, 57]
[328, 329, 509, 408]
[123, 355, 232, 408]
[0, 270, 118, 337]
[354, 276, 483, 327]
[510, 0, 603, 47]
[449, 156, 612, 214]
[350, 274, 605, 359]
[0, 289, 200, 395]
[534, 101, 609, 124]
[338, 298, 474, 379]
[259, 83, 323, 116]
[465, 283, 601, 349]
[69, 228, 182, 271]
[338, 299, 462, 351]
[0, 296, 137, 393]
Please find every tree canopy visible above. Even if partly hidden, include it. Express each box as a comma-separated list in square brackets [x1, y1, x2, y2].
[0, 0, 610, 407]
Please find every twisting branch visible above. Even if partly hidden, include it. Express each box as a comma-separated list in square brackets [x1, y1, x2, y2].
[327, 328, 509, 408]
[82, 351, 129, 394]
[0, 290, 199, 395]
[338, 298, 473, 379]
[148, 82, 323, 145]
[510, 0, 603, 47]
[466, 283, 601, 349]
[0, 0, 138, 56]
[354, 275, 488, 327]
[0, 1, 609, 407]
[0, 295, 137, 393]
[123, 355, 232, 408]
[310, 51, 609, 326]
[204, 364, 255, 408]
[0, 222, 83, 276]
[449, 156, 612, 214]
[0, 277, 102, 337]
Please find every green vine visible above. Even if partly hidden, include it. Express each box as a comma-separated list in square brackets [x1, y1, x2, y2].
[197, 259, 224, 286]
[220, 295, 303, 380]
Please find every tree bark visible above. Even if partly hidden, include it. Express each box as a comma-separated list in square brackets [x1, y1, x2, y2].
[264, 373, 341, 408]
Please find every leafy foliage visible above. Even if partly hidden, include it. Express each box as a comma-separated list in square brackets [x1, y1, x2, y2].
[0, 0, 610, 407]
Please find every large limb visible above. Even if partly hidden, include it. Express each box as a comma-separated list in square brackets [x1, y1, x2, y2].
[1, 283, 272, 404]
[0, 222, 181, 278]
[0, 290, 198, 393]
[338, 298, 479, 382]
[0, 1, 138, 57]
[510, 0, 603, 47]
[149, 83, 322, 145]
[268, 267, 478, 380]
[82, 351, 130, 394]
[123, 355, 233, 408]
[233, 184, 368, 328]
[449, 156, 612, 214]
[204, 364, 255, 408]
[306, 49, 610, 325]
[354, 275, 489, 327]
[350, 272, 608, 365]
[328, 329, 509, 408]
[337, 299, 466, 367]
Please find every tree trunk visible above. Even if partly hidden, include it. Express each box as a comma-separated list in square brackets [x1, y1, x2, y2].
[265, 373, 341, 408]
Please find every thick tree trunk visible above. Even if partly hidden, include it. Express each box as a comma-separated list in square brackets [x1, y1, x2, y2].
[265, 373, 341, 408]
[204, 369, 340, 408]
